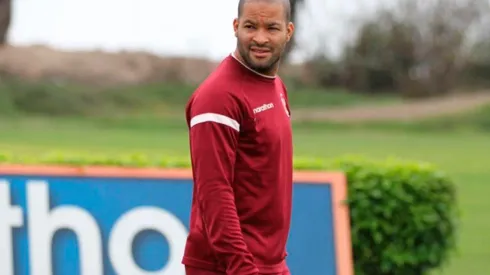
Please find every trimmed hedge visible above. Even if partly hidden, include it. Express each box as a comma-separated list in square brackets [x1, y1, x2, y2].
[0, 153, 458, 274]
[333, 157, 458, 275]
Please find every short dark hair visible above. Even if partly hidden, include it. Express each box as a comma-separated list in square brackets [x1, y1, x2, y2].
[238, 0, 291, 22]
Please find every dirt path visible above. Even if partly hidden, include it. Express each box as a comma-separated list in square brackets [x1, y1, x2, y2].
[292, 91, 490, 123]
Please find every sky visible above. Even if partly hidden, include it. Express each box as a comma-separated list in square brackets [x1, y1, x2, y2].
[8, 0, 385, 63]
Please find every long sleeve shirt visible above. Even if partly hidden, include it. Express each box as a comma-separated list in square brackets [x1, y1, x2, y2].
[182, 54, 293, 275]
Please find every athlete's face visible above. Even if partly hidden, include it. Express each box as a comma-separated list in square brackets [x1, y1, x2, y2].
[233, 1, 294, 75]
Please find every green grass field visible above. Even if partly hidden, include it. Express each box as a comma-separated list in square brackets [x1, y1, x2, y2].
[0, 115, 489, 274]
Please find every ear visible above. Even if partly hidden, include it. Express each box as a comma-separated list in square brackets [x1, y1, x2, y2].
[286, 22, 295, 42]
[233, 18, 239, 37]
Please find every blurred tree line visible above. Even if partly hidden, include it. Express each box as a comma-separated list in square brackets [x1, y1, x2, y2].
[296, 0, 490, 98]
[285, 0, 304, 61]
[0, 0, 10, 44]
[1, 0, 490, 99]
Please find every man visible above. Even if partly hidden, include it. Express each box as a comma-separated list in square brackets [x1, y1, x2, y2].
[182, 0, 295, 274]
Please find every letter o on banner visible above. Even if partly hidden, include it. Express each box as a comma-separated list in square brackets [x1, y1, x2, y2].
[108, 207, 188, 275]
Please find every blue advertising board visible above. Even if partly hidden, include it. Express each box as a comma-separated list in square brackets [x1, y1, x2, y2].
[0, 165, 353, 275]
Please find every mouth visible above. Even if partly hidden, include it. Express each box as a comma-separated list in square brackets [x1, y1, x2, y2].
[250, 47, 271, 58]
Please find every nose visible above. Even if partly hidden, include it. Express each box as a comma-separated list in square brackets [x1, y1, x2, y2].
[252, 29, 269, 46]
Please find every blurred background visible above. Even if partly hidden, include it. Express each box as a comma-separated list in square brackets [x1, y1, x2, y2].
[0, 0, 489, 274]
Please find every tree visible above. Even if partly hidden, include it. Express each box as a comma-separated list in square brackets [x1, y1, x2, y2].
[341, 0, 489, 97]
[0, 0, 11, 45]
[284, 0, 305, 62]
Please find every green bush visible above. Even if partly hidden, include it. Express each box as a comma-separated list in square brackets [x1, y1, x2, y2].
[0, 153, 459, 274]
[331, 156, 458, 275]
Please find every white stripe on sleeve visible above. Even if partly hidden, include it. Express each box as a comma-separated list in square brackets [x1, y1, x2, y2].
[190, 113, 240, 131]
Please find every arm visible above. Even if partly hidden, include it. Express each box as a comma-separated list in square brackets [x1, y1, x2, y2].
[187, 92, 259, 275]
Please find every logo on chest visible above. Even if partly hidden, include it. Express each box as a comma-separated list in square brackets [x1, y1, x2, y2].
[253, 103, 274, 114]
[280, 94, 290, 117]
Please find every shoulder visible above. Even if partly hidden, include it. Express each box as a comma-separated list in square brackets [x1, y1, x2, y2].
[191, 75, 243, 107]
[190, 60, 247, 104]
[275, 76, 287, 89]
[275, 76, 290, 98]
[186, 74, 248, 125]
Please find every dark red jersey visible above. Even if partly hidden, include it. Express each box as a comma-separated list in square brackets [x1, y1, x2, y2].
[182, 54, 293, 275]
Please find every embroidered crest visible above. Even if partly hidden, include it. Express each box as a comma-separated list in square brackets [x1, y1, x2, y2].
[280, 94, 290, 117]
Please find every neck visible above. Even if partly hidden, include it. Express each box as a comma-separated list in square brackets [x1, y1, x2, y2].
[232, 49, 277, 79]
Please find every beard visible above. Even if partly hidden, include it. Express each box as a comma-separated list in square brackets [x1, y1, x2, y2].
[237, 42, 283, 75]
